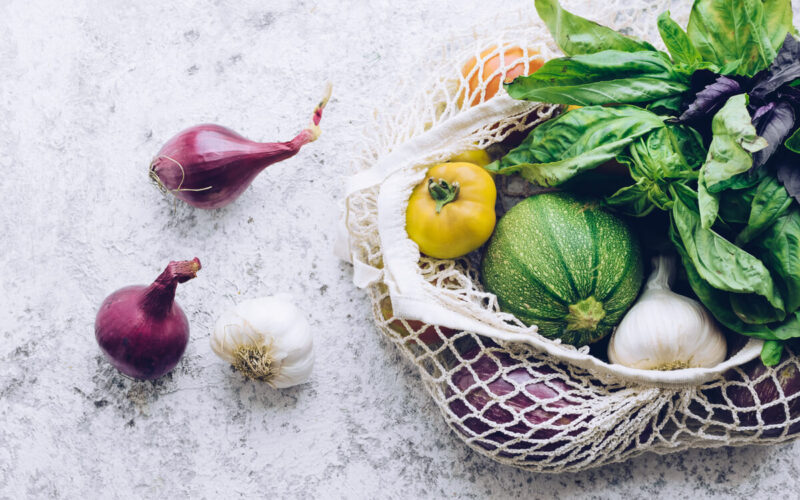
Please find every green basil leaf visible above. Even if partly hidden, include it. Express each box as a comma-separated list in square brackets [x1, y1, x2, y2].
[719, 59, 745, 75]
[670, 219, 779, 340]
[504, 51, 689, 106]
[672, 197, 800, 343]
[658, 11, 702, 66]
[603, 176, 672, 215]
[709, 170, 765, 193]
[695, 93, 766, 227]
[774, 150, 800, 202]
[670, 182, 701, 212]
[701, 94, 768, 192]
[718, 187, 756, 223]
[604, 179, 656, 217]
[697, 168, 719, 228]
[646, 96, 684, 116]
[648, 184, 675, 212]
[626, 125, 704, 180]
[672, 195, 783, 311]
[786, 127, 800, 154]
[736, 176, 793, 245]
[751, 209, 800, 312]
[671, 125, 709, 170]
[687, 0, 777, 76]
[761, 340, 784, 366]
[762, 0, 794, 53]
[486, 106, 665, 186]
[608, 125, 703, 217]
[534, 0, 657, 56]
[730, 293, 786, 324]
[771, 312, 800, 340]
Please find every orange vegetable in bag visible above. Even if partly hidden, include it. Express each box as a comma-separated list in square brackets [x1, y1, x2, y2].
[459, 46, 544, 107]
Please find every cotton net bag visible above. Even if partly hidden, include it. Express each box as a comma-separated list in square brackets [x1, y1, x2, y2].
[336, 0, 800, 472]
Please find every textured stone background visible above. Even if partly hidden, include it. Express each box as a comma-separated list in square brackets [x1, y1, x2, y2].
[2, 0, 800, 498]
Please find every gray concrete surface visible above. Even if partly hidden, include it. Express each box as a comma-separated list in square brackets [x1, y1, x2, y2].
[2, 0, 799, 498]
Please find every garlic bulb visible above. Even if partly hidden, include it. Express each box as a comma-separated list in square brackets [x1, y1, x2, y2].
[608, 255, 727, 370]
[211, 295, 313, 387]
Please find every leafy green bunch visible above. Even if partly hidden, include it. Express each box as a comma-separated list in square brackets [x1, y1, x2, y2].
[486, 0, 800, 365]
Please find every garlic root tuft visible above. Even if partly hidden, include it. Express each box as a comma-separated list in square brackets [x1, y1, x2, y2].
[231, 342, 278, 382]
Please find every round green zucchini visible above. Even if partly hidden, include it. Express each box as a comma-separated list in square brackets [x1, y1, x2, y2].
[481, 192, 643, 346]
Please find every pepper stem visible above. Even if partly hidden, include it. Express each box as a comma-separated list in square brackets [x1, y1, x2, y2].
[428, 178, 460, 214]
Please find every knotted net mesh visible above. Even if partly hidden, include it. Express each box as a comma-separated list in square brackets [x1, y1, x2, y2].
[341, 0, 800, 472]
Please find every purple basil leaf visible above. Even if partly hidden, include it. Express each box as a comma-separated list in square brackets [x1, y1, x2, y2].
[679, 75, 742, 123]
[752, 34, 800, 101]
[774, 150, 800, 203]
[752, 101, 796, 168]
[752, 101, 776, 123]
[679, 70, 722, 114]
[778, 85, 800, 107]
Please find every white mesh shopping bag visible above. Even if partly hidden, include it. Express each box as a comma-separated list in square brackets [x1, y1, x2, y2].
[336, 0, 800, 472]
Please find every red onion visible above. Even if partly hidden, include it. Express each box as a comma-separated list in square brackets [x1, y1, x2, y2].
[710, 351, 800, 437]
[149, 84, 332, 209]
[444, 344, 590, 456]
[95, 258, 201, 380]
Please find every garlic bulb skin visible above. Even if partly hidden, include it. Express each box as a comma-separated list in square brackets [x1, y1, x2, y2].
[211, 295, 313, 388]
[608, 255, 727, 370]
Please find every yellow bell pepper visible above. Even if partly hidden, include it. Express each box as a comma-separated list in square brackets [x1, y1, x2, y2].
[449, 149, 491, 167]
[406, 162, 496, 259]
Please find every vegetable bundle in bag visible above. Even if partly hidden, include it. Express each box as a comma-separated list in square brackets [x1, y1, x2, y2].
[489, 0, 800, 365]
[337, 0, 800, 473]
